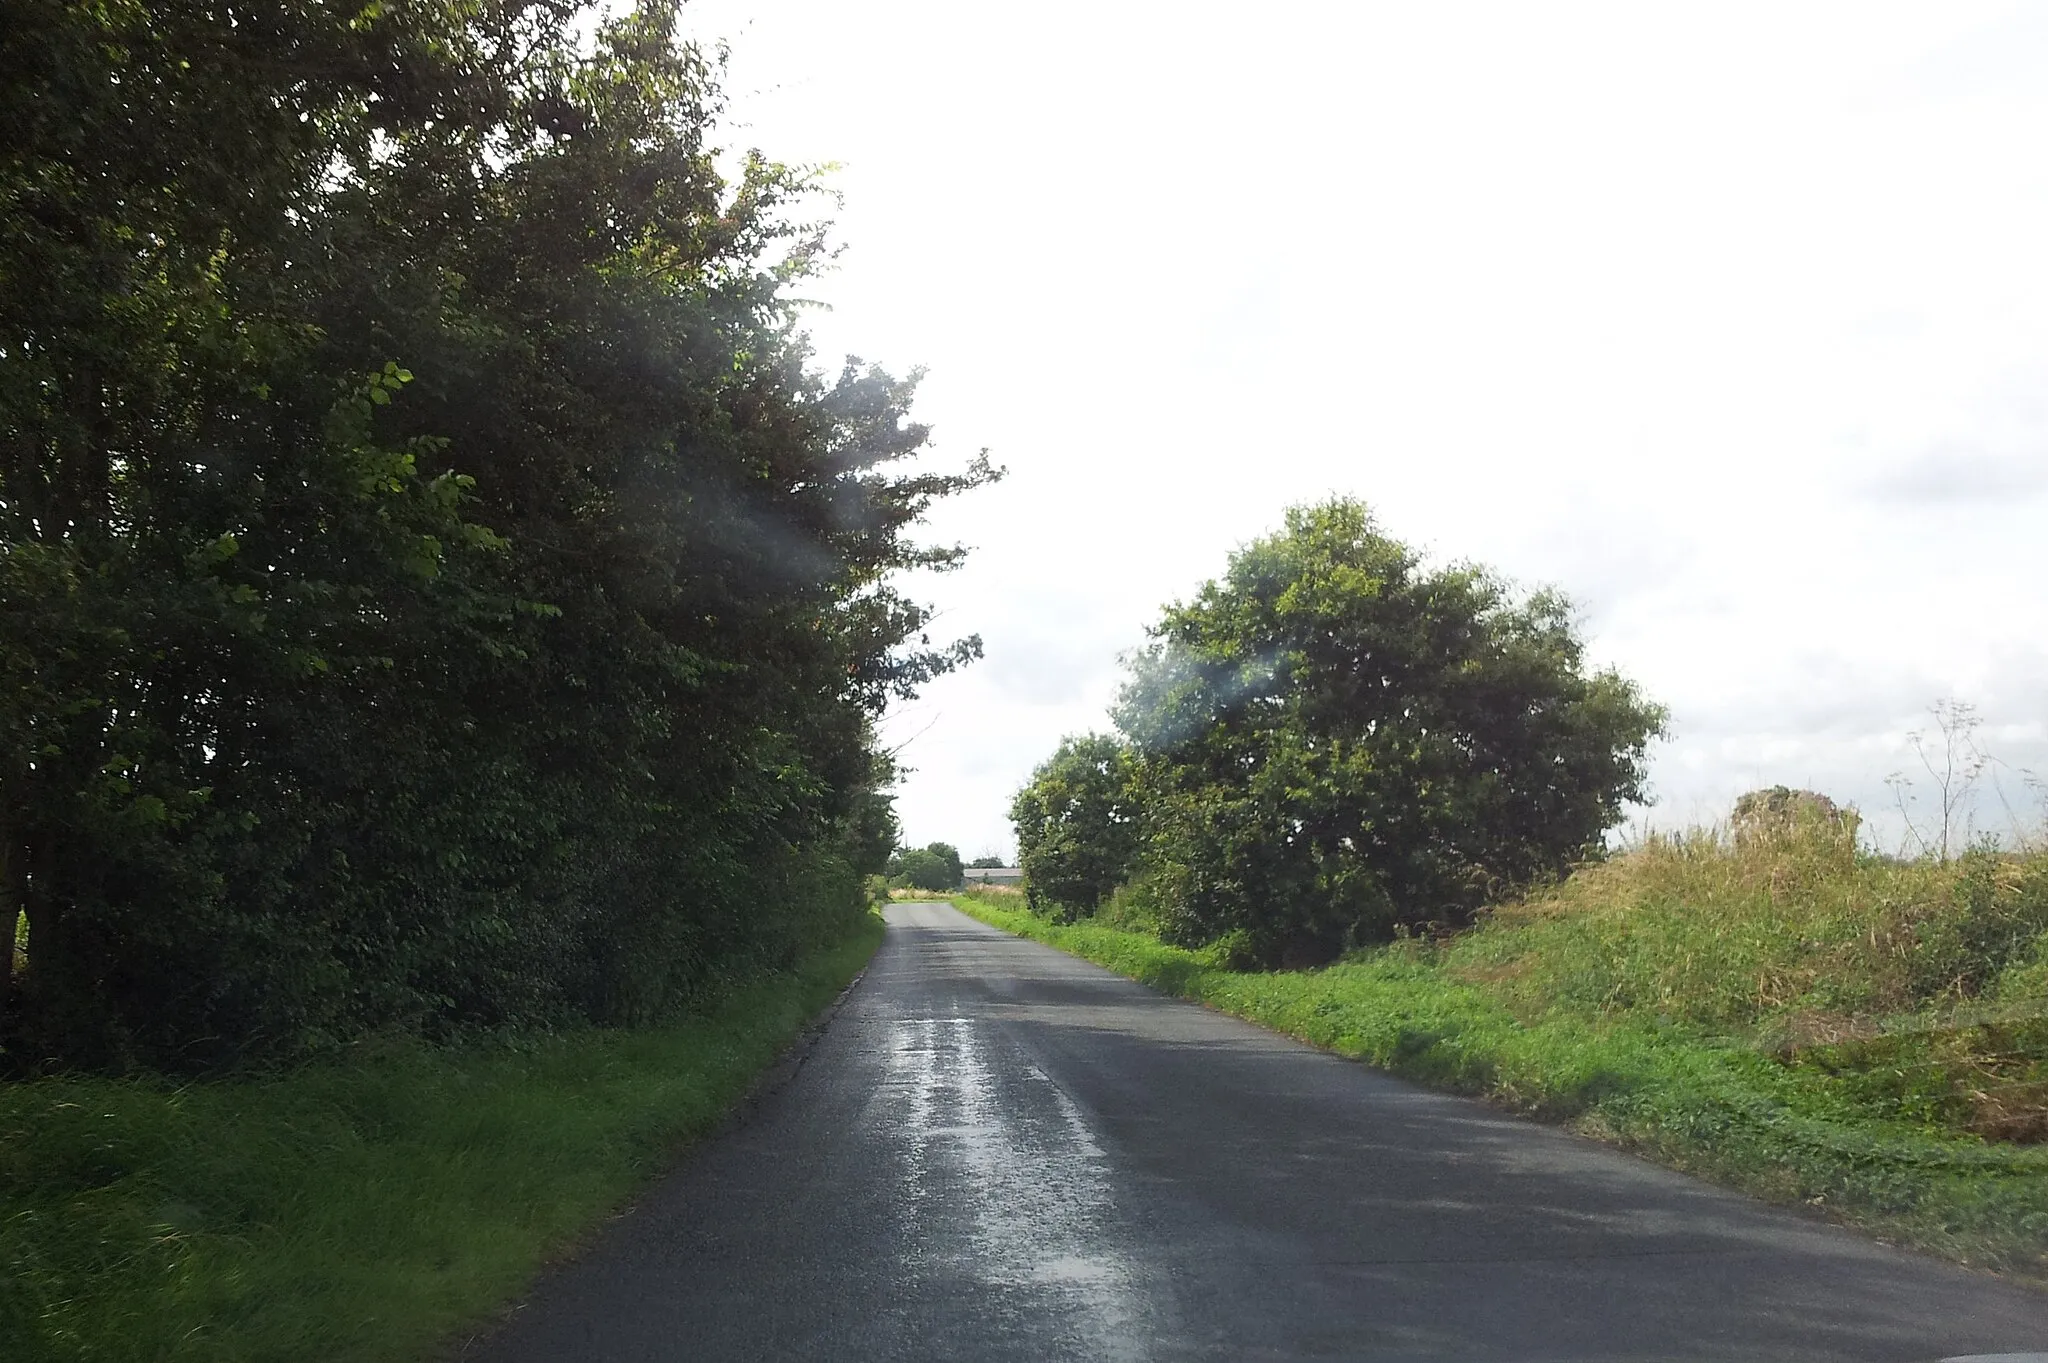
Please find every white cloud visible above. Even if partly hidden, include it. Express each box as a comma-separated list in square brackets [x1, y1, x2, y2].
[686, 0, 2048, 860]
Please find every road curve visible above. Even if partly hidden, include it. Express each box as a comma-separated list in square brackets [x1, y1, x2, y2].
[464, 902, 2048, 1362]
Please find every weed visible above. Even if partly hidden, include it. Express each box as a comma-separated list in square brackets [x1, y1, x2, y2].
[0, 917, 883, 1363]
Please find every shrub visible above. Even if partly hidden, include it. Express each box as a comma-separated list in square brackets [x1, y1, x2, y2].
[1110, 499, 1666, 966]
[887, 845, 962, 892]
[1011, 734, 1139, 919]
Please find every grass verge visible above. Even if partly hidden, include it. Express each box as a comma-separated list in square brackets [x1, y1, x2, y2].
[949, 892, 2048, 1281]
[0, 914, 883, 1363]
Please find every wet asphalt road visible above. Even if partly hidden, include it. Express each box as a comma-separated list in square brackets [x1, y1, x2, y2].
[465, 902, 2048, 1362]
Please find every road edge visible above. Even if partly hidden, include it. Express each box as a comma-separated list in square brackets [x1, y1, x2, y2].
[944, 895, 2048, 1291]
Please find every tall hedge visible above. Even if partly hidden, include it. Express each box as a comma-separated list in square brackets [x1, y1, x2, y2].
[0, 0, 989, 1068]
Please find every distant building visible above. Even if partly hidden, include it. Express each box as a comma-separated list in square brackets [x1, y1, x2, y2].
[964, 865, 1024, 885]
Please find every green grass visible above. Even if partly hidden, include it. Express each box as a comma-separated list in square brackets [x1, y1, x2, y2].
[0, 914, 883, 1363]
[952, 847, 2048, 1281]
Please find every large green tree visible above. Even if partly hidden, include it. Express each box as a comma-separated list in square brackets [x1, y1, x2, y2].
[888, 842, 962, 891]
[1010, 733, 1138, 918]
[0, 0, 990, 1067]
[1113, 500, 1664, 966]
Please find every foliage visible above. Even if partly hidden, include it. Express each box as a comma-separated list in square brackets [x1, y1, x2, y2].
[1103, 499, 1665, 965]
[888, 842, 962, 892]
[1010, 733, 1138, 919]
[967, 855, 1006, 869]
[0, 917, 881, 1363]
[0, 1, 990, 1068]
[1459, 820, 2048, 1034]
[927, 841, 965, 888]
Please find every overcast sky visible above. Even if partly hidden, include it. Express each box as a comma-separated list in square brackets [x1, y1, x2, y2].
[683, 0, 2048, 860]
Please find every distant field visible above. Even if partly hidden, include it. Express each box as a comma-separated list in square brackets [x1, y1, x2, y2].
[0, 917, 883, 1363]
[889, 884, 1024, 901]
[954, 828, 2048, 1280]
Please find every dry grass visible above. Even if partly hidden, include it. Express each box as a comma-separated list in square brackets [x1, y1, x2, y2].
[890, 884, 1025, 901]
[1446, 822, 2048, 1142]
[1464, 825, 2046, 1023]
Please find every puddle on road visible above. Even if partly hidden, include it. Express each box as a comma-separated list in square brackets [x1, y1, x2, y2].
[886, 1016, 1158, 1361]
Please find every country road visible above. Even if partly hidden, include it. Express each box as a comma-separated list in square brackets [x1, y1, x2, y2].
[464, 902, 2048, 1362]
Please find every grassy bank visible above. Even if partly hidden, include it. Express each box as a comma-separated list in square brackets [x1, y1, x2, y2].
[951, 835, 2048, 1281]
[0, 915, 883, 1363]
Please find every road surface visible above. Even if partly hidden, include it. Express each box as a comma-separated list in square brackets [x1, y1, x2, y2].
[465, 901, 2048, 1362]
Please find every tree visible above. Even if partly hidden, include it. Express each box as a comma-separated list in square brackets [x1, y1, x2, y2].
[1113, 500, 1665, 966]
[888, 845, 960, 892]
[967, 855, 1006, 868]
[1010, 734, 1138, 918]
[0, 1, 993, 1067]
[922, 842, 965, 889]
